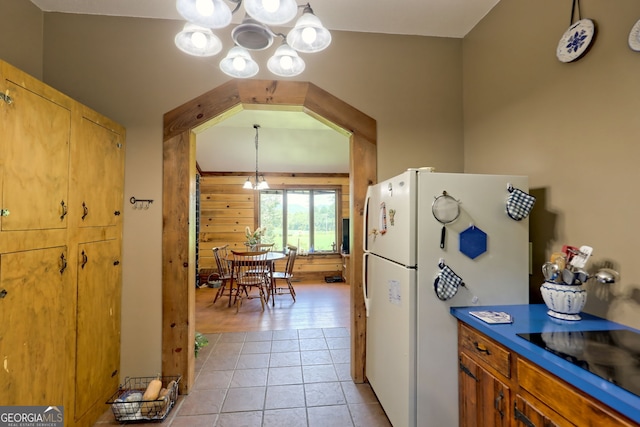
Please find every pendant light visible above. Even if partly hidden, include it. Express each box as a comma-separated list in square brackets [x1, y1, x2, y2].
[176, 0, 232, 29]
[174, 0, 330, 78]
[267, 41, 305, 77]
[244, 124, 269, 190]
[175, 23, 223, 56]
[244, 0, 298, 25]
[220, 46, 260, 78]
[286, 4, 331, 53]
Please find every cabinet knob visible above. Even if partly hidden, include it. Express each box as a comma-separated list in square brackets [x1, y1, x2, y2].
[0, 209, 9, 217]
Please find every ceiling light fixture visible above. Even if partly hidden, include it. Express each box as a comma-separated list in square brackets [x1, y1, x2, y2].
[243, 124, 269, 190]
[175, 0, 331, 78]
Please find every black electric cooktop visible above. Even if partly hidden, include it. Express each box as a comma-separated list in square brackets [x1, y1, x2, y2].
[517, 329, 640, 398]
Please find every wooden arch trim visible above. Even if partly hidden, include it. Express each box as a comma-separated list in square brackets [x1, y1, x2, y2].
[162, 79, 377, 393]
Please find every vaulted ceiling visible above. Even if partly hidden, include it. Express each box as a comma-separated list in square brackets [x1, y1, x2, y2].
[30, 0, 500, 173]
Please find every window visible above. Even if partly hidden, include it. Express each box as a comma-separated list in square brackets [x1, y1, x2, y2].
[259, 188, 339, 253]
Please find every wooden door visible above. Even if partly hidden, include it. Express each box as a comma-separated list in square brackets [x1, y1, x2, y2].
[459, 352, 511, 427]
[479, 365, 510, 427]
[0, 69, 71, 231]
[459, 353, 480, 427]
[75, 239, 122, 420]
[0, 247, 70, 405]
[71, 114, 124, 228]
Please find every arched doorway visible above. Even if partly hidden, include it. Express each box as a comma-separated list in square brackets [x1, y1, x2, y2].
[162, 79, 377, 392]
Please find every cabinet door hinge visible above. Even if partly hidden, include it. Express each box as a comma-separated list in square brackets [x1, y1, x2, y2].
[514, 403, 537, 427]
[0, 91, 13, 105]
[459, 360, 478, 381]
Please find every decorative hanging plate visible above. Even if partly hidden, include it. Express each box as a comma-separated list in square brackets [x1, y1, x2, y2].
[629, 18, 640, 52]
[556, 19, 595, 63]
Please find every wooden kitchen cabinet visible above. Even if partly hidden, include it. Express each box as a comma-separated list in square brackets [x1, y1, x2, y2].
[74, 239, 122, 421]
[458, 322, 637, 427]
[0, 65, 72, 232]
[0, 60, 125, 427]
[459, 352, 512, 427]
[458, 324, 512, 427]
[0, 247, 71, 406]
[70, 111, 124, 228]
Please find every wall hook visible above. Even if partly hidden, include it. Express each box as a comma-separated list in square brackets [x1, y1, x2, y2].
[130, 196, 153, 210]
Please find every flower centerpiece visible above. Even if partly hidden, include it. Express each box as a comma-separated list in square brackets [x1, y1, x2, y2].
[245, 226, 266, 250]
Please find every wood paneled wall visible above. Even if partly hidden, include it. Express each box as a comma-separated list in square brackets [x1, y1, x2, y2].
[198, 173, 350, 281]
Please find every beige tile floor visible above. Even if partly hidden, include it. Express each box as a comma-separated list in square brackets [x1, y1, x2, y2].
[95, 327, 391, 426]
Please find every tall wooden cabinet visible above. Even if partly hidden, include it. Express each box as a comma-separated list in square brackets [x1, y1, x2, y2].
[0, 60, 125, 427]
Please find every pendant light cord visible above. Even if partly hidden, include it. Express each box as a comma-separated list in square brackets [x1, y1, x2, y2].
[254, 124, 260, 187]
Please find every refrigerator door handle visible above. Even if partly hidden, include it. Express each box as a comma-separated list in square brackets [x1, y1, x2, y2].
[363, 251, 370, 317]
[363, 186, 372, 252]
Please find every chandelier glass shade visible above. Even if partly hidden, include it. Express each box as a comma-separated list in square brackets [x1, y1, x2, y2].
[174, 0, 330, 78]
[220, 46, 260, 78]
[244, 124, 269, 190]
[267, 42, 305, 76]
[175, 23, 223, 56]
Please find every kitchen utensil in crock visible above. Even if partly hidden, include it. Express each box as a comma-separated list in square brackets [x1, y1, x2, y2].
[432, 191, 460, 249]
[594, 268, 617, 284]
[550, 252, 566, 270]
[562, 245, 580, 264]
[575, 269, 589, 284]
[562, 268, 577, 285]
[542, 262, 559, 282]
[570, 245, 593, 269]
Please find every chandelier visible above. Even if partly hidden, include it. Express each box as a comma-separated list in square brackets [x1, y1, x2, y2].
[174, 0, 331, 78]
[244, 124, 270, 190]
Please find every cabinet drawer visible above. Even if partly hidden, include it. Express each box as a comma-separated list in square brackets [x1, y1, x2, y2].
[459, 323, 511, 378]
[518, 358, 636, 427]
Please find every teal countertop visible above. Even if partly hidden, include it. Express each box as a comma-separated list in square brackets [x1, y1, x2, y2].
[451, 304, 640, 424]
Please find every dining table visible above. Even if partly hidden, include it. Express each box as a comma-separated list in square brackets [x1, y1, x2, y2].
[225, 251, 286, 304]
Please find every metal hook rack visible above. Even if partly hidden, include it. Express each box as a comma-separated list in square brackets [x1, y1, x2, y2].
[130, 197, 153, 210]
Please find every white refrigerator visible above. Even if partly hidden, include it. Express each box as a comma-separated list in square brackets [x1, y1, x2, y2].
[363, 168, 531, 427]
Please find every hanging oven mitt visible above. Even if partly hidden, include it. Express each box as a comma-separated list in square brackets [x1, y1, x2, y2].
[434, 261, 465, 301]
[506, 183, 536, 221]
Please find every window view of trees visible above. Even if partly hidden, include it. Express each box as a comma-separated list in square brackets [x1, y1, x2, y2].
[259, 189, 338, 253]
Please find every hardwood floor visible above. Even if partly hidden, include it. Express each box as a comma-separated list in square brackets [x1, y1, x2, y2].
[196, 280, 351, 333]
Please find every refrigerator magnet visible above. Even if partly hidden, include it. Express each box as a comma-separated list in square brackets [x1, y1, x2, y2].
[379, 202, 387, 235]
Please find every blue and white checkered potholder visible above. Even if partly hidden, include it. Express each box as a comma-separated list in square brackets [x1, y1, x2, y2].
[434, 262, 465, 301]
[506, 184, 536, 221]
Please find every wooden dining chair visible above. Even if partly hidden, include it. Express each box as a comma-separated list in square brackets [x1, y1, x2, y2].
[271, 245, 298, 305]
[248, 242, 275, 281]
[231, 250, 270, 312]
[209, 245, 235, 306]
[253, 243, 274, 251]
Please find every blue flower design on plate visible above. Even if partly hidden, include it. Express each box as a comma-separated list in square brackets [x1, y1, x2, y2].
[566, 29, 588, 53]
